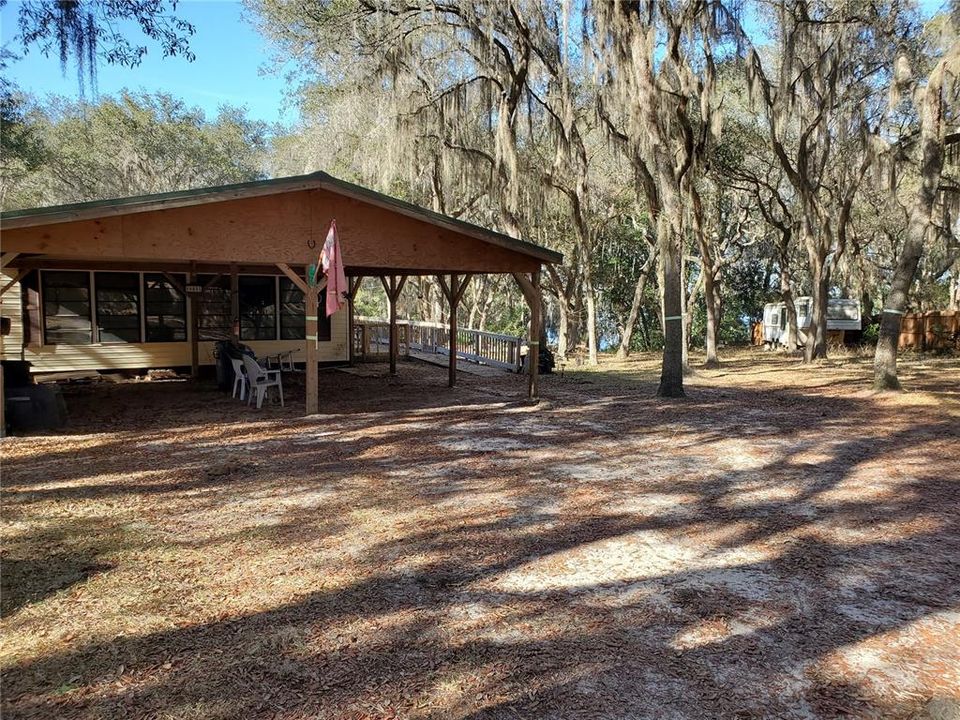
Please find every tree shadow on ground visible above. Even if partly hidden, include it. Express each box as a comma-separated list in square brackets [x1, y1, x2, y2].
[2, 359, 958, 719]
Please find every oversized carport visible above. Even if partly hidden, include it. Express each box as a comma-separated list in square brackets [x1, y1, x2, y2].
[0, 172, 561, 415]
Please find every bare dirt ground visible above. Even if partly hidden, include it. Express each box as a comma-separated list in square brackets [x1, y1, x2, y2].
[2, 349, 959, 719]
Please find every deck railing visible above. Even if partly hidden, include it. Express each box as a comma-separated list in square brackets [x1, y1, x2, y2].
[354, 318, 523, 373]
[352, 320, 408, 360]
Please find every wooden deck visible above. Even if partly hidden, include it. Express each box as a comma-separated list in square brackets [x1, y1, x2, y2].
[408, 349, 512, 377]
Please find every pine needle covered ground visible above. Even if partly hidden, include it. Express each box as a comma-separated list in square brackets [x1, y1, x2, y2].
[2, 350, 958, 719]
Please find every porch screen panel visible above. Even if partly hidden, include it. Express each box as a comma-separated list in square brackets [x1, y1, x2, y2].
[95, 272, 141, 343]
[144, 273, 187, 342]
[280, 278, 331, 341]
[239, 276, 277, 341]
[197, 275, 232, 341]
[42, 271, 92, 344]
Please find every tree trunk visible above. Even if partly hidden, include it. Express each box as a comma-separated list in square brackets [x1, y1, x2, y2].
[949, 262, 960, 311]
[680, 263, 703, 373]
[780, 265, 799, 351]
[618, 271, 649, 359]
[703, 269, 720, 368]
[680, 253, 689, 371]
[803, 233, 830, 362]
[556, 292, 571, 360]
[639, 306, 652, 349]
[692, 185, 720, 368]
[583, 268, 599, 366]
[617, 242, 658, 359]
[874, 43, 956, 389]
[658, 219, 684, 397]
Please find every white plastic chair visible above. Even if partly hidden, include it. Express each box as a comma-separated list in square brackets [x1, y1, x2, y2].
[241, 354, 284, 409]
[230, 357, 248, 401]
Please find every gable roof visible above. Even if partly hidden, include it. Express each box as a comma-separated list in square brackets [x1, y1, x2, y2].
[0, 171, 562, 265]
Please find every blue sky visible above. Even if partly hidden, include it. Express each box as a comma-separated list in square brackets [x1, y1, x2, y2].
[0, 0, 297, 124]
[1, 0, 949, 128]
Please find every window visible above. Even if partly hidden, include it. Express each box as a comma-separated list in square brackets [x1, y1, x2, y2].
[279, 278, 304, 340]
[144, 274, 186, 342]
[43, 271, 92, 344]
[95, 272, 141, 343]
[239, 276, 277, 341]
[197, 275, 232, 341]
[279, 278, 330, 341]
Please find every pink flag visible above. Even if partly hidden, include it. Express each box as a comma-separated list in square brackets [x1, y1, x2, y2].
[320, 219, 348, 317]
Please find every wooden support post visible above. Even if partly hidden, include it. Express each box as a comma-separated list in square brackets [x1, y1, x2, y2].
[379, 275, 406, 375]
[347, 275, 363, 365]
[0, 253, 18, 271]
[437, 274, 472, 388]
[230, 263, 240, 344]
[305, 285, 320, 415]
[277, 263, 324, 415]
[189, 262, 200, 379]
[388, 276, 398, 375]
[513, 271, 542, 401]
[448, 273, 458, 387]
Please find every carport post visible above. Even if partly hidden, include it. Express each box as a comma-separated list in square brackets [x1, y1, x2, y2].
[380, 275, 407, 376]
[449, 273, 458, 387]
[188, 262, 199, 378]
[347, 276, 363, 365]
[513, 271, 541, 401]
[230, 263, 240, 344]
[305, 285, 320, 414]
[277, 263, 321, 415]
[438, 274, 472, 388]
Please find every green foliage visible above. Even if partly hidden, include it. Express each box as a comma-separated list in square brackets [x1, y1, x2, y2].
[4, 90, 269, 209]
[0, 78, 48, 207]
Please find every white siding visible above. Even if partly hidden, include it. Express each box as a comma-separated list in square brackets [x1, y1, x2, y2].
[0, 272, 24, 361]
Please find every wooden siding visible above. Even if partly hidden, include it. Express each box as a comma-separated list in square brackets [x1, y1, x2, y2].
[1, 272, 24, 360]
[1, 188, 544, 274]
[0, 278, 349, 372]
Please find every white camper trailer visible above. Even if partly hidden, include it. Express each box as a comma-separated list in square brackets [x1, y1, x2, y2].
[762, 297, 860, 347]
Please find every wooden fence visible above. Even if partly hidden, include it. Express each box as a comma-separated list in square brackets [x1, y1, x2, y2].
[354, 318, 523, 372]
[898, 310, 960, 351]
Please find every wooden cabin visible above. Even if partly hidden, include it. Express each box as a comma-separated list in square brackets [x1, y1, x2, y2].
[0, 172, 561, 414]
